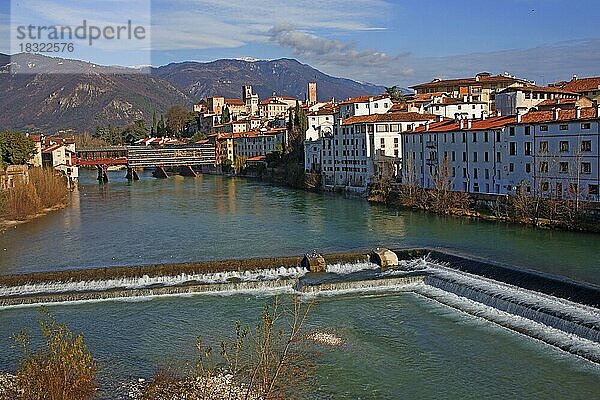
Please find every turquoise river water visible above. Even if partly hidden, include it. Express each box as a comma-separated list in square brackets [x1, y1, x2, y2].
[0, 169, 599, 399]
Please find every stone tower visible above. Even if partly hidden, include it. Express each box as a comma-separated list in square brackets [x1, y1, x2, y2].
[307, 82, 318, 106]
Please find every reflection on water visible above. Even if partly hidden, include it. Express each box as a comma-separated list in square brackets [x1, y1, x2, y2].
[0, 169, 599, 285]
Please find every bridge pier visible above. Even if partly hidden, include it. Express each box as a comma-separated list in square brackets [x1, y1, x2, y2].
[97, 165, 109, 183]
[179, 165, 198, 177]
[152, 166, 169, 179]
[126, 167, 140, 181]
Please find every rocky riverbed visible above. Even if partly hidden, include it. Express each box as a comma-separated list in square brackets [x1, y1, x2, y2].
[0, 373, 20, 400]
[118, 374, 262, 400]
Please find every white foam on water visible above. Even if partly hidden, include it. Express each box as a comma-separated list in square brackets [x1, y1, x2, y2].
[325, 261, 379, 274]
[0, 266, 307, 297]
[421, 262, 600, 343]
[415, 284, 600, 364]
[0, 284, 295, 310]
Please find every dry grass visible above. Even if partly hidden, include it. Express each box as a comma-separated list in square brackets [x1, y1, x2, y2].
[0, 167, 69, 221]
[12, 309, 97, 400]
[29, 167, 70, 209]
[142, 296, 317, 400]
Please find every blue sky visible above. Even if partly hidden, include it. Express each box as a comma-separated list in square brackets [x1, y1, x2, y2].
[2, 0, 600, 86]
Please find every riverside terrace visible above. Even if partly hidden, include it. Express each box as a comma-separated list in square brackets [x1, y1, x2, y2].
[0, 248, 598, 364]
[75, 143, 216, 182]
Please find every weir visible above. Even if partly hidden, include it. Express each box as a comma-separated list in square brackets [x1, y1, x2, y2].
[0, 249, 598, 363]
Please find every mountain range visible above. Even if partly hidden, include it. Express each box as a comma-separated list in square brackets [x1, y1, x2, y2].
[0, 53, 386, 133]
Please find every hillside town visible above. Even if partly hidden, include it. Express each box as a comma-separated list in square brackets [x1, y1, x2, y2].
[189, 73, 600, 204]
[20, 73, 600, 207]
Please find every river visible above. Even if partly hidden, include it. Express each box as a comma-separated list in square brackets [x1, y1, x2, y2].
[0, 169, 599, 398]
[0, 169, 599, 284]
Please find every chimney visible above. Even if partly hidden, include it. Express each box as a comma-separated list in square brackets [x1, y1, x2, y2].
[553, 107, 561, 121]
[572, 74, 578, 81]
[467, 120, 472, 129]
[481, 110, 487, 120]
[459, 119, 465, 130]
[595, 101, 600, 118]
[436, 115, 443, 122]
[516, 107, 527, 123]
[575, 106, 581, 119]
[425, 122, 430, 131]
[454, 113, 461, 122]
[463, 95, 468, 103]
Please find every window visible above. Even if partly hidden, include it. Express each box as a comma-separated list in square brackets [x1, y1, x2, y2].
[452, 151, 456, 162]
[581, 162, 592, 174]
[590, 185, 599, 196]
[463, 152, 467, 162]
[540, 125, 548, 132]
[472, 132, 477, 142]
[539, 141, 549, 153]
[509, 142, 517, 156]
[581, 140, 592, 152]
[581, 122, 591, 130]
[473, 152, 478, 162]
[525, 163, 531, 173]
[560, 124, 568, 131]
[541, 182, 549, 192]
[485, 169, 490, 179]
[540, 162, 549, 173]
[484, 152, 489, 162]
[509, 127, 515, 136]
[525, 126, 531, 135]
[509, 163, 514, 172]
[463, 168, 467, 178]
[496, 131, 501, 142]
[524, 142, 532, 156]
[473, 169, 478, 179]
[559, 141, 569, 152]
[559, 162, 569, 173]
[484, 131, 489, 142]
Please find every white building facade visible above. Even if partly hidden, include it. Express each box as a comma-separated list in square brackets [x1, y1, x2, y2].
[402, 116, 514, 194]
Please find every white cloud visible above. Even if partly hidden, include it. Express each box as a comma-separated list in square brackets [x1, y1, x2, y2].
[268, 25, 404, 67]
[148, 0, 391, 50]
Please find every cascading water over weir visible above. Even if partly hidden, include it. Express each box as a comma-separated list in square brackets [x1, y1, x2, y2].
[0, 249, 598, 363]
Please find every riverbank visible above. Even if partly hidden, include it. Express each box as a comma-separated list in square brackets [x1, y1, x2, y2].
[0, 167, 72, 231]
[0, 203, 69, 233]
[367, 184, 600, 233]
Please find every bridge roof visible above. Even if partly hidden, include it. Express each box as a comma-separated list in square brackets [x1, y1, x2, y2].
[77, 147, 127, 152]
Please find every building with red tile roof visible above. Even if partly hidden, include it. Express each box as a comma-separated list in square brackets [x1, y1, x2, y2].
[411, 72, 533, 113]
